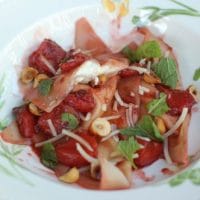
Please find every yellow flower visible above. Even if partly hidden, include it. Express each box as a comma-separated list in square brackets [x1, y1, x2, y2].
[119, 2, 129, 17]
[102, 0, 116, 12]
[102, 0, 130, 17]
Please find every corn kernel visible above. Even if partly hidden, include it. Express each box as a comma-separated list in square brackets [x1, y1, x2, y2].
[59, 167, 80, 184]
[143, 74, 161, 84]
[33, 74, 49, 88]
[20, 67, 38, 84]
[155, 117, 166, 134]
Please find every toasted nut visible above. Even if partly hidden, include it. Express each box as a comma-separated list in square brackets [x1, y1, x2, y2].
[59, 167, 80, 183]
[90, 118, 111, 137]
[20, 67, 38, 84]
[33, 74, 49, 88]
[155, 117, 166, 134]
[99, 74, 108, 85]
[143, 74, 161, 84]
[28, 103, 41, 116]
[188, 85, 200, 102]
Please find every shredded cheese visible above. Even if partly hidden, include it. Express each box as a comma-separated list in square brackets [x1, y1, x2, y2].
[163, 137, 173, 164]
[101, 129, 120, 142]
[139, 144, 145, 149]
[164, 107, 188, 138]
[102, 115, 120, 121]
[79, 112, 91, 121]
[139, 85, 150, 93]
[113, 135, 119, 142]
[47, 119, 57, 137]
[130, 92, 135, 97]
[126, 108, 131, 127]
[128, 104, 134, 127]
[147, 61, 151, 73]
[136, 135, 151, 142]
[132, 153, 139, 159]
[76, 143, 98, 164]
[62, 129, 93, 152]
[113, 100, 118, 111]
[139, 58, 146, 65]
[35, 134, 65, 147]
[114, 90, 129, 107]
[129, 66, 149, 74]
[40, 55, 56, 75]
[139, 89, 144, 95]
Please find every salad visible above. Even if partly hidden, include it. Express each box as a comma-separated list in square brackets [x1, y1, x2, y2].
[1, 17, 199, 190]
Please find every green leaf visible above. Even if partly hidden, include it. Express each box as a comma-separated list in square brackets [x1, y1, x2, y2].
[38, 79, 53, 96]
[132, 16, 140, 24]
[170, 0, 198, 12]
[118, 137, 140, 169]
[0, 119, 9, 131]
[169, 171, 189, 186]
[61, 113, 79, 130]
[193, 68, 200, 81]
[120, 115, 163, 142]
[152, 57, 178, 88]
[188, 169, 200, 185]
[122, 41, 162, 62]
[147, 93, 169, 116]
[41, 143, 57, 169]
[134, 40, 162, 61]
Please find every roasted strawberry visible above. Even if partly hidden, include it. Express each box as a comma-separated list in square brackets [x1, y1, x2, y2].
[135, 139, 163, 168]
[13, 106, 37, 138]
[167, 90, 196, 115]
[55, 132, 98, 167]
[29, 39, 66, 76]
[156, 84, 196, 115]
[118, 69, 139, 78]
[60, 52, 88, 73]
[37, 102, 79, 136]
[64, 89, 95, 113]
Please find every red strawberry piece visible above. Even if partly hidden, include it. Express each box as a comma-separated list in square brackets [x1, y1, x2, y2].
[55, 132, 98, 167]
[13, 106, 37, 138]
[29, 39, 66, 76]
[37, 102, 79, 136]
[60, 52, 88, 73]
[64, 89, 95, 113]
[135, 139, 163, 168]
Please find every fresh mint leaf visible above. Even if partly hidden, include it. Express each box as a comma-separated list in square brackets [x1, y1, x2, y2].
[147, 93, 169, 116]
[152, 57, 178, 88]
[38, 79, 53, 96]
[122, 41, 162, 62]
[61, 113, 79, 130]
[132, 16, 140, 24]
[120, 115, 163, 142]
[193, 68, 200, 81]
[41, 143, 57, 169]
[118, 137, 140, 169]
[134, 40, 162, 61]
